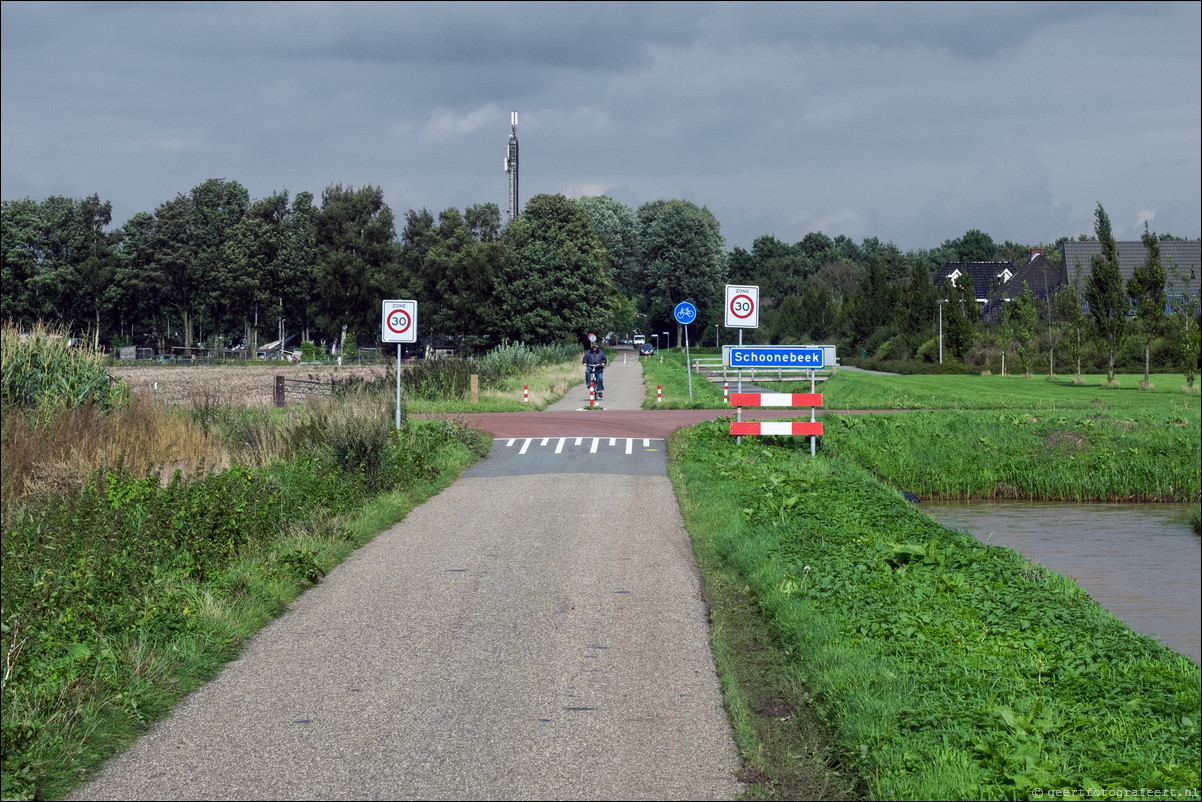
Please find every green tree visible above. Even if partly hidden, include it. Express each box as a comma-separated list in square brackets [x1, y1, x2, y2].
[897, 258, 937, 342]
[1000, 286, 1040, 375]
[576, 195, 639, 295]
[312, 184, 398, 349]
[1127, 222, 1167, 388]
[1165, 261, 1199, 390]
[767, 294, 807, 344]
[280, 191, 319, 344]
[637, 199, 726, 346]
[846, 255, 895, 348]
[112, 211, 163, 346]
[220, 192, 288, 353]
[191, 179, 249, 346]
[1054, 271, 1088, 381]
[1084, 203, 1126, 382]
[421, 206, 502, 347]
[1, 198, 51, 325]
[494, 194, 614, 344]
[942, 274, 977, 360]
[151, 193, 200, 349]
[74, 194, 117, 348]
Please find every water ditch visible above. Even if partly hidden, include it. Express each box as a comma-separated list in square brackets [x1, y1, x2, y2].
[920, 501, 1200, 663]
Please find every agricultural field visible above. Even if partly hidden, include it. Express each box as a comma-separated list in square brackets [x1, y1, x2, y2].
[110, 362, 388, 408]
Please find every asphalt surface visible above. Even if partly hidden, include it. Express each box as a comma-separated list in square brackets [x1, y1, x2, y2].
[72, 355, 743, 801]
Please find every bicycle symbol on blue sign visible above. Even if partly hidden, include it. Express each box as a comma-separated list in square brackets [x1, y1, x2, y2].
[674, 301, 697, 325]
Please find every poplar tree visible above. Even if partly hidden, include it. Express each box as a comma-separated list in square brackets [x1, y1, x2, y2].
[1127, 223, 1166, 388]
[1084, 204, 1126, 383]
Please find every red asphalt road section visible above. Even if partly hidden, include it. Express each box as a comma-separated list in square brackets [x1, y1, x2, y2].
[440, 408, 821, 439]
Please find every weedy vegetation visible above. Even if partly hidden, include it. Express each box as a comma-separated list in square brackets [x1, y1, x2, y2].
[0, 322, 492, 800]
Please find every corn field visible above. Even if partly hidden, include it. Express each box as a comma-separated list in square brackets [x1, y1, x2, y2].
[1, 321, 128, 416]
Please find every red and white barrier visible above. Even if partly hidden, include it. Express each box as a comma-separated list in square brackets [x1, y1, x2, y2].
[657, 384, 662, 403]
[730, 393, 822, 408]
[523, 384, 529, 403]
[730, 420, 823, 436]
[589, 384, 595, 408]
[724, 382, 729, 404]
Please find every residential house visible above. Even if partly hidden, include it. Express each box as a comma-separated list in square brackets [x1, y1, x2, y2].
[1062, 240, 1201, 307]
[931, 260, 1016, 319]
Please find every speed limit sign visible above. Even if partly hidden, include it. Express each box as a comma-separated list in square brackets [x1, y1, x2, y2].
[382, 300, 417, 343]
[725, 285, 759, 328]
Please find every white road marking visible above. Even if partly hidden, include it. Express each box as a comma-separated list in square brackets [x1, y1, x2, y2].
[492, 438, 665, 457]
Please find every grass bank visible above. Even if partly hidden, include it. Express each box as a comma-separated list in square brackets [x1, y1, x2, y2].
[639, 350, 727, 408]
[823, 408, 1199, 502]
[669, 421, 1201, 800]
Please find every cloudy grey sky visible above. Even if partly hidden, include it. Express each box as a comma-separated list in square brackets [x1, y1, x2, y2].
[2, 1, 1199, 252]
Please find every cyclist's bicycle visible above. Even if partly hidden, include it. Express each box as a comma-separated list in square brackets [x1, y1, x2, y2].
[584, 363, 605, 399]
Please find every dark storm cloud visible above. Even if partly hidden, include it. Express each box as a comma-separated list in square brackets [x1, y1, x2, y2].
[2, 1, 1199, 252]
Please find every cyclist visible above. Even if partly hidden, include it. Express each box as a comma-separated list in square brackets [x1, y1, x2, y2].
[582, 340, 608, 399]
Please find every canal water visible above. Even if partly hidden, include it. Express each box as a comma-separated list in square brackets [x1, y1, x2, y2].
[920, 501, 1200, 663]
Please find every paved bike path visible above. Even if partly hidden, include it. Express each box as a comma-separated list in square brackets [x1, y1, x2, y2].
[74, 357, 741, 800]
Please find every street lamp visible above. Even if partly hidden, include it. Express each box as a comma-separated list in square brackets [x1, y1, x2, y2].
[937, 299, 946, 364]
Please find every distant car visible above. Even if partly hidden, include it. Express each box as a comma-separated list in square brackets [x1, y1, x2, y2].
[639, 343, 655, 357]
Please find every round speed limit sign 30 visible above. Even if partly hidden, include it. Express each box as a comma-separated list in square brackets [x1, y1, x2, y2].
[724, 285, 759, 328]
[382, 300, 417, 343]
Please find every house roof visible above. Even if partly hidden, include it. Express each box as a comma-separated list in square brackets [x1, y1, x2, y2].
[998, 254, 1061, 298]
[931, 261, 1015, 302]
[1062, 240, 1201, 298]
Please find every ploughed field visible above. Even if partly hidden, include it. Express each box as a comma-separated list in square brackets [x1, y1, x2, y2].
[110, 363, 389, 407]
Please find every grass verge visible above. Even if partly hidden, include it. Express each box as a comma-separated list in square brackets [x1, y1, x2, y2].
[669, 421, 1200, 801]
[640, 351, 728, 408]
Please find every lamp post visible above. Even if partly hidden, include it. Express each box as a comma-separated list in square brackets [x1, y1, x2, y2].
[663, 331, 669, 350]
[652, 334, 659, 351]
[937, 299, 946, 364]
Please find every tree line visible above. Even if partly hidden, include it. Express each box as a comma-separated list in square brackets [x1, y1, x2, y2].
[2, 182, 1197, 381]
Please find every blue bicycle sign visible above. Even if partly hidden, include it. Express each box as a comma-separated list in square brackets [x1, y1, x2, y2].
[674, 301, 697, 325]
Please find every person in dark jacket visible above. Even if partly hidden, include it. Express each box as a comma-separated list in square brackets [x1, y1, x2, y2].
[582, 341, 607, 398]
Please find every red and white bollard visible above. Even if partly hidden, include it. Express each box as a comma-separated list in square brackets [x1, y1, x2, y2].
[589, 383, 596, 408]
[523, 384, 529, 403]
[657, 384, 662, 404]
[724, 382, 729, 405]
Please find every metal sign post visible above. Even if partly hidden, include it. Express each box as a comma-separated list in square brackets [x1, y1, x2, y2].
[382, 300, 417, 430]
[724, 285, 759, 445]
[674, 301, 697, 402]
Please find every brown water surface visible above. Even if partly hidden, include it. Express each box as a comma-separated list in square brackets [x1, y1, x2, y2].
[920, 501, 1200, 663]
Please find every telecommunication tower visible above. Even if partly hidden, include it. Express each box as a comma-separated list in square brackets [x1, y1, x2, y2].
[504, 111, 519, 220]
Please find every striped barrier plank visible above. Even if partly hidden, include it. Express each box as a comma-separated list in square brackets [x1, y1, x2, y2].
[730, 421, 823, 436]
[729, 392, 822, 407]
